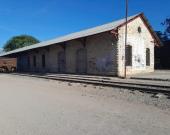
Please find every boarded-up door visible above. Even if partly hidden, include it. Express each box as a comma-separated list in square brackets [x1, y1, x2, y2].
[76, 48, 87, 74]
[58, 51, 66, 73]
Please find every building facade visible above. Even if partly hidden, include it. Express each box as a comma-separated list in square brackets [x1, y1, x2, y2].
[0, 13, 161, 77]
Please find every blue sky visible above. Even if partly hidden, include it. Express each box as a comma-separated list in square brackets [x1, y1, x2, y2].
[0, 0, 169, 48]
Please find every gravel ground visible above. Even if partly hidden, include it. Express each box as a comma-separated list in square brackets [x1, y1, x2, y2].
[0, 74, 170, 135]
[82, 85, 170, 111]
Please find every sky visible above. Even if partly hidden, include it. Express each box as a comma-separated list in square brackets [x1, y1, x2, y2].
[0, 0, 170, 48]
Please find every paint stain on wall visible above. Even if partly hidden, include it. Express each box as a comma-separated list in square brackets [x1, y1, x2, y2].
[89, 53, 113, 72]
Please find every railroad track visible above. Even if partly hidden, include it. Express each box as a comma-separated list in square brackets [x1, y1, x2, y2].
[10, 73, 170, 95]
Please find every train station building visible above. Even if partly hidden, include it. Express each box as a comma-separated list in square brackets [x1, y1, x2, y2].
[0, 13, 161, 77]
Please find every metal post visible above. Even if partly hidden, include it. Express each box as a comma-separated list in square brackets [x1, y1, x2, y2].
[124, 0, 128, 78]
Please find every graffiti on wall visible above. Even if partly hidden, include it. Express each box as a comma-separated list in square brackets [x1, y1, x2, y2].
[134, 54, 145, 68]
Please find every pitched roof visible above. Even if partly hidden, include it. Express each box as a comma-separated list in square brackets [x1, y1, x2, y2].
[0, 13, 161, 57]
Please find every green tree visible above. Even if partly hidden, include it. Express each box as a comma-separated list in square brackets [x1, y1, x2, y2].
[4, 35, 40, 52]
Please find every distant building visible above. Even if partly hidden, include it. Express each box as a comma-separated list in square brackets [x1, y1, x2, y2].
[0, 13, 161, 77]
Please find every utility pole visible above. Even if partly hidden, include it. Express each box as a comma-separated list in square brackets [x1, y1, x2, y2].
[124, 0, 128, 78]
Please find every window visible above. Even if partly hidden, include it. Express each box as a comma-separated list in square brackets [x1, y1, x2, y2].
[146, 48, 150, 66]
[138, 26, 142, 33]
[33, 56, 36, 67]
[126, 45, 132, 66]
[42, 54, 46, 68]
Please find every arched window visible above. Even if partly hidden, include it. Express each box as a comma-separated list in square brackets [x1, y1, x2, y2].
[146, 48, 150, 66]
[126, 45, 132, 66]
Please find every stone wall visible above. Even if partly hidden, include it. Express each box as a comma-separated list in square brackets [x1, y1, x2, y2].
[17, 16, 155, 77]
[18, 32, 118, 76]
[117, 17, 155, 77]
[86, 32, 118, 75]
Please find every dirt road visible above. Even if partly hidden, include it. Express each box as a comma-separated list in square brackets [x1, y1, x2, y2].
[0, 74, 169, 135]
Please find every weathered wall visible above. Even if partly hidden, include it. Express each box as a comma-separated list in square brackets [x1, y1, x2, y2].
[65, 32, 118, 75]
[18, 32, 118, 76]
[117, 17, 155, 77]
[86, 33, 117, 75]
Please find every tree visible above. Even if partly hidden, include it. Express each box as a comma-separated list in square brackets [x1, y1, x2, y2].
[156, 31, 168, 42]
[162, 18, 170, 39]
[3, 35, 40, 52]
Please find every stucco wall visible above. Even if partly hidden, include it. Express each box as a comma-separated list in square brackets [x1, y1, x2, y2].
[117, 17, 155, 77]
